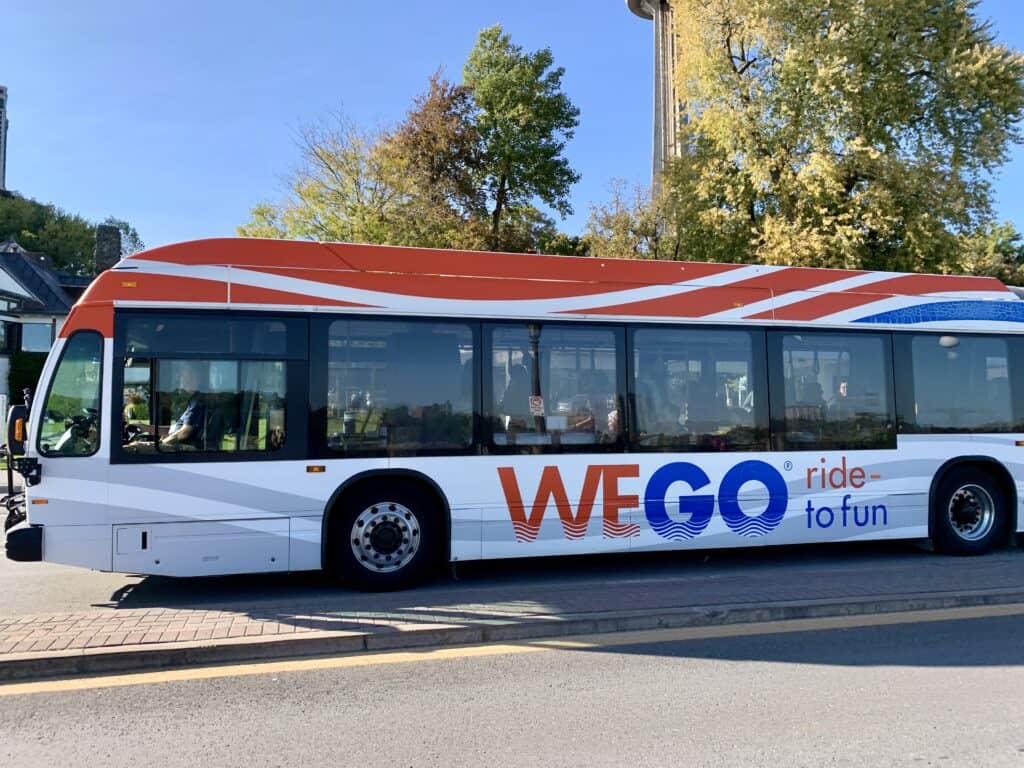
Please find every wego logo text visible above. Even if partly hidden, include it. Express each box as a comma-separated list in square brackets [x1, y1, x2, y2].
[498, 461, 788, 543]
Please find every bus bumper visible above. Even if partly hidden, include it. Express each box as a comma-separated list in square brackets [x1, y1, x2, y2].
[5, 522, 42, 562]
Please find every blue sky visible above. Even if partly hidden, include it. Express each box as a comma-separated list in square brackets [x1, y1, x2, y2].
[4, 0, 1024, 249]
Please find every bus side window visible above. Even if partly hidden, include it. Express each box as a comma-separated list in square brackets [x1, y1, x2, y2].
[771, 331, 895, 451]
[907, 335, 1014, 433]
[630, 327, 766, 452]
[488, 323, 623, 451]
[121, 358, 288, 455]
[325, 319, 474, 454]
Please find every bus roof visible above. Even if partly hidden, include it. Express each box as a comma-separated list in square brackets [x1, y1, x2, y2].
[62, 237, 1024, 337]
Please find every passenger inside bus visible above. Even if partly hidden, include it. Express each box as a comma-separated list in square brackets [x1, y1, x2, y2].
[567, 370, 619, 437]
[499, 363, 532, 430]
[829, 378, 853, 420]
[635, 377, 678, 435]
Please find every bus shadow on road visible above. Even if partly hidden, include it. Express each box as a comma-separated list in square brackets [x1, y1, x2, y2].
[87, 541, 1024, 647]
[100, 539, 930, 609]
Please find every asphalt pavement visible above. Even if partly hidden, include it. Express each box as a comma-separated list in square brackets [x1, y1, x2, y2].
[2, 608, 1022, 767]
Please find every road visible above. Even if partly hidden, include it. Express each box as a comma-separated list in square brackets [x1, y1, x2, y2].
[1, 607, 1023, 767]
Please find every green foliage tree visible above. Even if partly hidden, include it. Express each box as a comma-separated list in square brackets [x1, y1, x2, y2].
[0, 192, 144, 273]
[539, 231, 589, 257]
[241, 29, 585, 256]
[956, 220, 1024, 283]
[238, 108, 479, 248]
[0, 192, 95, 273]
[657, 0, 1024, 272]
[378, 74, 491, 250]
[463, 25, 582, 249]
[587, 181, 671, 260]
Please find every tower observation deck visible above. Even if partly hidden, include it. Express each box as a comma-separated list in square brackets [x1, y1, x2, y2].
[627, 0, 679, 182]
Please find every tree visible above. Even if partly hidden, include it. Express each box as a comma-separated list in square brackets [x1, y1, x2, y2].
[239, 117, 400, 244]
[539, 231, 589, 257]
[383, 73, 485, 221]
[0, 193, 95, 273]
[377, 74, 491, 250]
[956, 221, 1024, 283]
[0, 192, 144, 273]
[662, 0, 1024, 272]
[241, 43, 585, 256]
[463, 25, 581, 249]
[586, 181, 668, 260]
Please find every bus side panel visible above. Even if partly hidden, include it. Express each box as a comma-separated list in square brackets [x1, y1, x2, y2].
[112, 518, 290, 577]
[411, 447, 945, 562]
[102, 458, 384, 574]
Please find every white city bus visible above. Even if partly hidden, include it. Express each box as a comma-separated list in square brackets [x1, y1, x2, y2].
[5, 238, 1024, 589]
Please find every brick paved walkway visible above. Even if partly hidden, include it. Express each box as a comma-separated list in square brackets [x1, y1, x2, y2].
[2, 547, 1023, 659]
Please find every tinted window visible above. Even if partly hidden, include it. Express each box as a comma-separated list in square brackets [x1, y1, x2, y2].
[326, 319, 474, 454]
[906, 334, 1015, 433]
[631, 327, 767, 451]
[115, 313, 305, 462]
[121, 358, 288, 454]
[39, 332, 103, 457]
[489, 323, 623, 450]
[120, 315, 303, 358]
[771, 331, 895, 450]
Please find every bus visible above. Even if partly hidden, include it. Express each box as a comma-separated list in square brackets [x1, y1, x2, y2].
[5, 237, 1024, 590]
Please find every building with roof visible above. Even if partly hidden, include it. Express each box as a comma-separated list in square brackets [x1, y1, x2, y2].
[0, 240, 95, 397]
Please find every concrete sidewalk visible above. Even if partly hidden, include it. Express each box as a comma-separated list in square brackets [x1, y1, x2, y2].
[2, 546, 1024, 682]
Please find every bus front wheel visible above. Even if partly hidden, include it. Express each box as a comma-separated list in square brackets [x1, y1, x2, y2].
[931, 466, 1009, 556]
[330, 482, 440, 591]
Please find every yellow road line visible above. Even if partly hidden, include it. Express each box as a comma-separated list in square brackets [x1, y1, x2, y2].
[2, 602, 1022, 698]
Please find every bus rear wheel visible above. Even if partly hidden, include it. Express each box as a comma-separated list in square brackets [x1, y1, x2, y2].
[330, 482, 440, 591]
[931, 466, 1009, 556]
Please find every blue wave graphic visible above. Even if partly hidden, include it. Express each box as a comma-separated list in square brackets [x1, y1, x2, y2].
[729, 518, 777, 537]
[650, 519, 708, 541]
[854, 300, 1024, 325]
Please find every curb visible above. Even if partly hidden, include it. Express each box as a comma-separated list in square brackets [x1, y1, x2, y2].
[2, 587, 1024, 683]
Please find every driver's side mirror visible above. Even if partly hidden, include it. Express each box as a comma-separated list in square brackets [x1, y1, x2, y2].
[6, 404, 27, 456]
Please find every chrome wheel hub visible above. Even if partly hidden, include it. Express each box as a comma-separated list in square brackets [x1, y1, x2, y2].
[351, 502, 420, 572]
[947, 484, 996, 542]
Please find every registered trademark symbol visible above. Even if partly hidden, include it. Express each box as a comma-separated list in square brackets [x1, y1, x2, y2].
[783, 461, 793, 471]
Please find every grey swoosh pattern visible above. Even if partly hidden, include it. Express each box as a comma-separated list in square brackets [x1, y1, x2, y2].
[46, 462, 325, 513]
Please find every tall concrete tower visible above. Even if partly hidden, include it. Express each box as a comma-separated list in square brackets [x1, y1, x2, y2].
[0, 86, 8, 191]
[627, 1, 679, 180]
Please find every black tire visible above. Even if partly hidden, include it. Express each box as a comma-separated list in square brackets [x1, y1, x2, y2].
[329, 481, 442, 591]
[931, 466, 1009, 556]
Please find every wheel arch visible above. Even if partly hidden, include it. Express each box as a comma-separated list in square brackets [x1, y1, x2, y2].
[928, 455, 1019, 537]
[320, 469, 452, 570]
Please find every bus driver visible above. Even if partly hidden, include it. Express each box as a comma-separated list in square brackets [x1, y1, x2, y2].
[161, 362, 207, 450]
